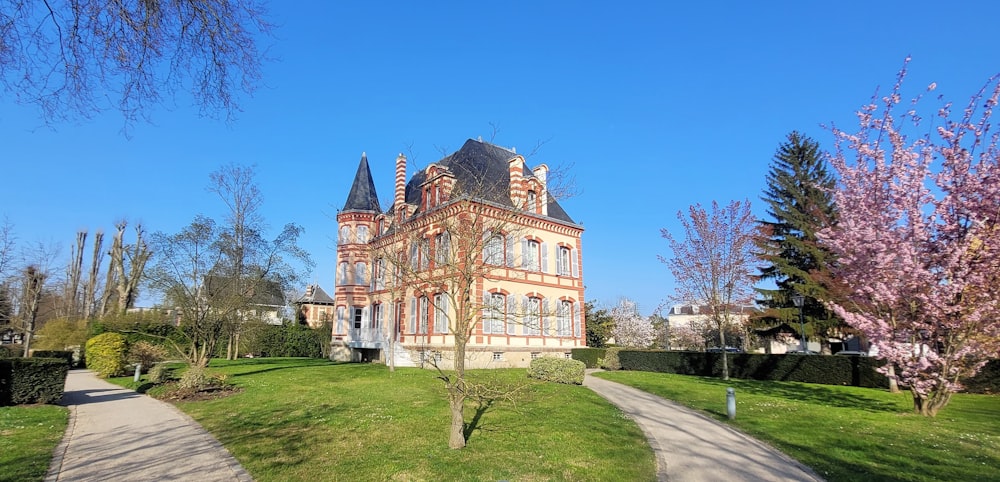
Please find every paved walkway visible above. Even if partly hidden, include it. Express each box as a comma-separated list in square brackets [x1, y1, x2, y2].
[46, 369, 252, 482]
[584, 370, 824, 482]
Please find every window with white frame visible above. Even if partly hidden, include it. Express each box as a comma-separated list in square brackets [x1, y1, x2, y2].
[373, 258, 386, 290]
[335, 306, 346, 334]
[435, 231, 451, 264]
[556, 245, 578, 277]
[530, 352, 540, 360]
[483, 234, 504, 265]
[527, 190, 537, 212]
[434, 293, 450, 333]
[492, 352, 503, 361]
[433, 351, 443, 363]
[372, 303, 383, 330]
[418, 296, 429, 334]
[357, 225, 369, 243]
[339, 226, 351, 244]
[352, 306, 364, 330]
[557, 300, 573, 336]
[523, 296, 541, 335]
[354, 262, 366, 286]
[338, 262, 350, 285]
[523, 238, 540, 271]
[483, 293, 506, 334]
[564, 352, 572, 359]
[419, 238, 429, 270]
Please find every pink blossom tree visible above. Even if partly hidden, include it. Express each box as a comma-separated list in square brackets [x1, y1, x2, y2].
[661, 200, 758, 380]
[821, 60, 1000, 416]
[610, 297, 655, 348]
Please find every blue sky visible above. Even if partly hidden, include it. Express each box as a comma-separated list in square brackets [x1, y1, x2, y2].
[3, 1, 999, 315]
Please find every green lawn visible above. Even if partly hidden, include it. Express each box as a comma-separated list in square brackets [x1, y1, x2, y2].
[129, 358, 657, 481]
[595, 370, 1000, 482]
[0, 404, 68, 482]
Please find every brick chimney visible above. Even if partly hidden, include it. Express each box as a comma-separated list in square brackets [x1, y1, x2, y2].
[532, 164, 549, 216]
[508, 155, 525, 209]
[395, 153, 407, 220]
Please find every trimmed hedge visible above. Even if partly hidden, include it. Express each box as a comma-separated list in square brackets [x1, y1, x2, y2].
[963, 359, 1000, 394]
[571, 348, 606, 368]
[527, 357, 586, 385]
[85, 332, 129, 378]
[0, 358, 69, 406]
[615, 350, 891, 388]
[32, 350, 74, 366]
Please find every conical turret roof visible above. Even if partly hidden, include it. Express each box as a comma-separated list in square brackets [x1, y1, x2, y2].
[343, 153, 382, 212]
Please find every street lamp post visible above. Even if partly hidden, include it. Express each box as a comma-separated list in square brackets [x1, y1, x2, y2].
[791, 293, 807, 353]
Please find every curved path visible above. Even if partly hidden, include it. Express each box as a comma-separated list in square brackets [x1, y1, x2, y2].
[46, 369, 252, 482]
[584, 370, 824, 482]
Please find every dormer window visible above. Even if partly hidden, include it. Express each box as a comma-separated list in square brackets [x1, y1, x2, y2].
[527, 190, 537, 213]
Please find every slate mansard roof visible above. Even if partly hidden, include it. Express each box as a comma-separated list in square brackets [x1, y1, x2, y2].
[404, 139, 576, 224]
[342, 153, 382, 212]
[342, 139, 576, 225]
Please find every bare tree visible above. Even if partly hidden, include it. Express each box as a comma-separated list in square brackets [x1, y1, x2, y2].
[0, 217, 15, 280]
[660, 200, 758, 380]
[82, 230, 105, 319]
[99, 221, 151, 315]
[0, 0, 274, 126]
[19, 265, 45, 356]
[63, 230, 87, 317]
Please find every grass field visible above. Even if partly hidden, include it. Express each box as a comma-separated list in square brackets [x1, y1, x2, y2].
[0, 404, 68, 482]
[142, 358, 657, 481]
[595, 370, 1000, 482]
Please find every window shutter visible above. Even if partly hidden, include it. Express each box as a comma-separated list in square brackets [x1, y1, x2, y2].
[362, 306, 370, 328]
[408, 297, 416, 334]
[540, 242, 549, 273]
[520, 238, 529, 268]
[483, 292, 492, 334]
[542, 299, 551, 336]
[573, 301, 582, 337]
[377, 304, 385, 330]
[570, 249, 579, 278]
[440, 295, 450, 334]
[505, 236, 515, 267]
[507, 296, 516, 335]
[555, 246, 563, 275]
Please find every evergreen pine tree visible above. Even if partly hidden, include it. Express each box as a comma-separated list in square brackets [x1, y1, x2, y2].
[754, 132, 842, 353]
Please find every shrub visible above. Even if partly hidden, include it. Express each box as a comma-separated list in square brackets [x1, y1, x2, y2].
[147, 363, 173, 384]
[0, 344, 23, 358]
[85, 333, 129, 378]
[600, 347, 623, 370]
[0, 358, 69, 406]
[527, 357, 586, 385]
[33, 318, 89, 351]
[127, 341, 169, 373]
[32, 350, 73, 366]
[571, 348, 606, 368]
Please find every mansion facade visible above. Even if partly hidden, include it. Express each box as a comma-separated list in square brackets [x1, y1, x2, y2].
[329, 139, 586, 368]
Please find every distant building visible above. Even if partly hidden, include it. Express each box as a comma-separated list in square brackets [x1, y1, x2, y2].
[294, 284, 336, 328]
[331, 139, 586, 368]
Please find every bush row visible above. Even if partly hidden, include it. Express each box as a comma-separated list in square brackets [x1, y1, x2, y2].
[570, 348, 606, 368]
[32, 350, 74, 366]
[583, 350, 1000, 393]
[0, 358, 69, 406]
[613, 350, 888, 388]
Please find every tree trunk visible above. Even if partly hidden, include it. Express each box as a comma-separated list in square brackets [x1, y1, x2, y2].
[449, 334, 468, 449]
[83, 231, 104, 319]
[65, 231, 87, 317]
[886, 364, 900, 393]
[718, 322, 729, 380]
[912, 388, 952, 417]
[20, 267, 45, 357]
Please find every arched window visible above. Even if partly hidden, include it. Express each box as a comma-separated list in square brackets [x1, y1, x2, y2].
[354, 262, 366, 286]
[484, 234, 504, 265]
[338, 262, 350, 285]
[556, 245, 578, 277]
[435, 231, 451, 264]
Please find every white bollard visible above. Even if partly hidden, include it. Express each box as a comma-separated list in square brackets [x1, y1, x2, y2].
[133, 363, 142, 382]
[726, 387, 736, 420]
